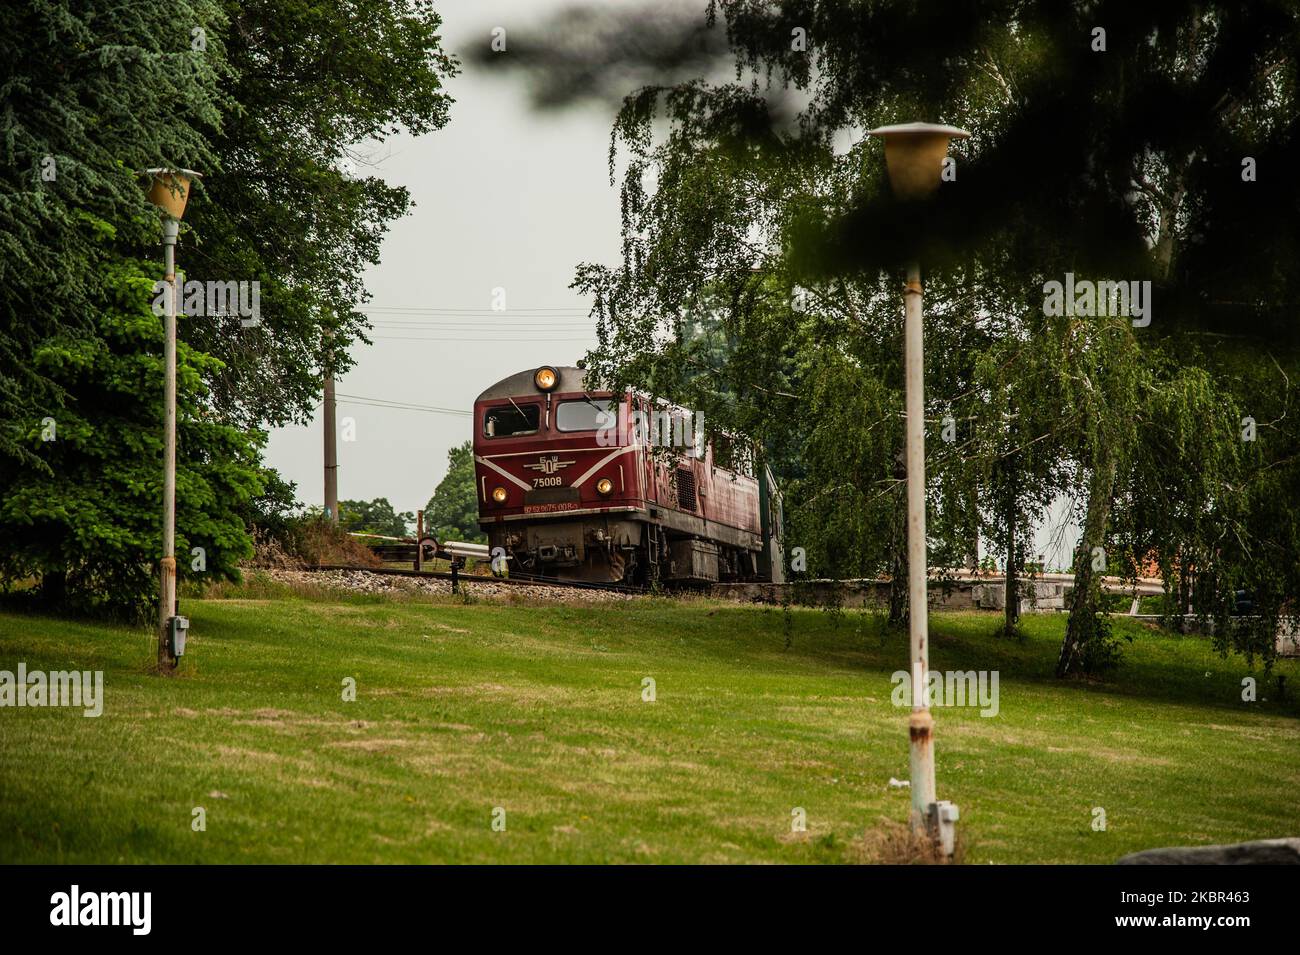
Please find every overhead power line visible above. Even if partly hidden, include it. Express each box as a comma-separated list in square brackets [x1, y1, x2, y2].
[368, 322, 595, 329]
[366, 305, 589, 313]
[364, 316, 595, 323]
[334, 392, 472, 417]
[368, 335, 593, 343]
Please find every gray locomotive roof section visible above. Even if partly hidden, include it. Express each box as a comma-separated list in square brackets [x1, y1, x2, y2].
[475, 366, 589, 402]
[475, 368, 699, 415]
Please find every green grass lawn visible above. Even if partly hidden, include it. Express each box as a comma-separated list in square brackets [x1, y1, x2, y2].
[1, 584, 1297, 864]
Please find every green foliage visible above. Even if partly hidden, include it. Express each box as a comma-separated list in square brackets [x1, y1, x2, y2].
[0, 0, 458, 615]
[561, 2, 1300, 675]
[239, 467, 300, 544]
[784, 342, 903, 581]
[339, 498, 413, 539]
[183, 0, 459, 429]
[424, 441, 485, 544]
[1066, 591, 1128, 676]
[0, 258, 262, 619]
[0, 0, 228, 465]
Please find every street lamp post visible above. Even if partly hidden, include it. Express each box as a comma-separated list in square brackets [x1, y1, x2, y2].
[142, 168, 202, 672]
[865, 123, 968, 851]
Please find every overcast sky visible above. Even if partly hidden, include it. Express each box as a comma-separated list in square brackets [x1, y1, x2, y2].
[264, 0, 1080, 568]
[266, 0, 631, 520]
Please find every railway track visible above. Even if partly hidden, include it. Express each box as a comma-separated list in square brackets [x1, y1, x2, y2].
[311, 564, 648, 596]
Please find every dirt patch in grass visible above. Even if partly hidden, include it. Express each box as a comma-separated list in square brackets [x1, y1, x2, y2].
[215, 745, 289, 766]
[200, 707, 363, 734]
[945, 720, 1176, 766]
[848, 818, 965, 864]
[1204, 722, 1300, 741]
[327, 738, 416, 753]
[417, 682, 588, 707]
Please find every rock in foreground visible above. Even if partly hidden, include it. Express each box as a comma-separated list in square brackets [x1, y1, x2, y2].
[1117, 838, 1300, 865]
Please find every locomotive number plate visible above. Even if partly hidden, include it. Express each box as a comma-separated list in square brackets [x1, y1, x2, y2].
[524, 501, 582, 514]
[524, 486, 580, 509]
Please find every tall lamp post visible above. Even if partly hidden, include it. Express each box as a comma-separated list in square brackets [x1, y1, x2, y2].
[142, 167, 202, 671]
[865, 123, 968, 851]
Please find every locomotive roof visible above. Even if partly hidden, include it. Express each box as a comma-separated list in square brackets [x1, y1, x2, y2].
[476, 366, 592, 402]
[474, 367, 693, 415]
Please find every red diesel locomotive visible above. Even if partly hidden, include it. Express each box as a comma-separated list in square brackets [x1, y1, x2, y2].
[474, 365, 785, 584]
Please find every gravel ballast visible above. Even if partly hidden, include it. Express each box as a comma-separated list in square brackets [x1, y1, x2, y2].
[261, 568, 638, 603]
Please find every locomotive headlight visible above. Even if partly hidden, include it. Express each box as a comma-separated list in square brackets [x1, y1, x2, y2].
[491, 486, 508, 504]
[534, 366, 559, 392]
[595, 477, 614, 496]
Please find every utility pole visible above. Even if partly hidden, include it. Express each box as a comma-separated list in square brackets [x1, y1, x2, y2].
[415, 509, 424, 572]
[324, 364, 339, 523]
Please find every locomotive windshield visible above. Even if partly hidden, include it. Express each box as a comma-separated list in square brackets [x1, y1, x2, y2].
[484, 403, 540, 437]
[556, 398, 615, 432]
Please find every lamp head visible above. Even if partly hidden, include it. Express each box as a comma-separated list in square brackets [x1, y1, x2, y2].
[141, 168, 202, 220]
[866, 123, 969, 201]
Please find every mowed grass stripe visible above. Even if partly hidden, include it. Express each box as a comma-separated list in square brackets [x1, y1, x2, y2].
[0, 593, 1296, 863]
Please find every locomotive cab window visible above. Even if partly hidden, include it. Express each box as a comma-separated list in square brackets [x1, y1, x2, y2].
[556, 399, 616, 433]
[483, 403, 540, 438]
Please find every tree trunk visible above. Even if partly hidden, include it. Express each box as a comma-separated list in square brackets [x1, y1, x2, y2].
[1153, 179, 1186, 281]
[41, 569, 67, 608]
[1056, 455, 1119, 677]
[1177, 550, 1192, 633]
[887, 458, 909, 629]
[887, 539, 908, 629]
[1004, 488, 1019, 633]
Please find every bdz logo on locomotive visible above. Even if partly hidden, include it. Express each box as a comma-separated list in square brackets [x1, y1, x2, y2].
[524, 455, 575, 476]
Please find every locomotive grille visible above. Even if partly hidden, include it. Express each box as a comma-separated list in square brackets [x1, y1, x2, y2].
[675, 468, 697, 510]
